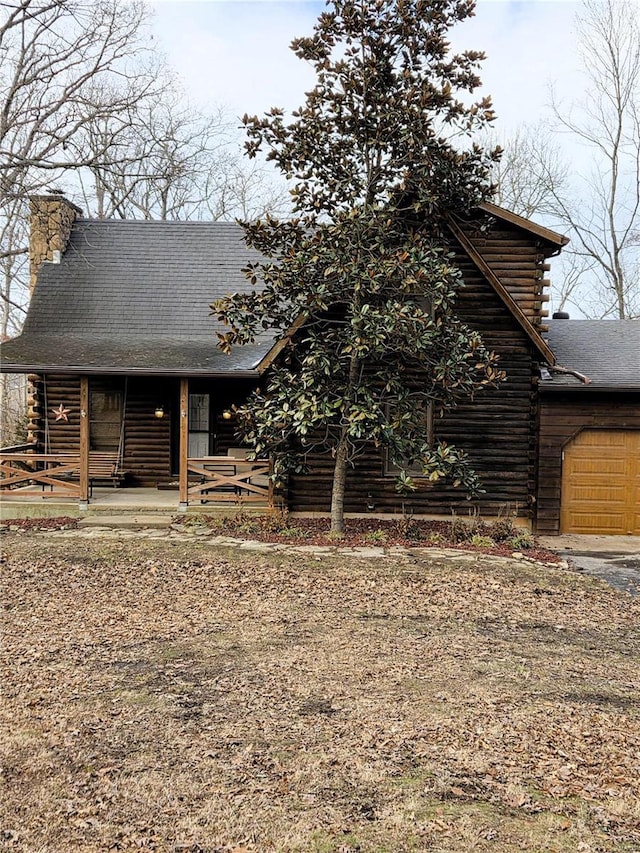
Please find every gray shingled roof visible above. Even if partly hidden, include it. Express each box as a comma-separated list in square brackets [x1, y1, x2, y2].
[1, 219, 276, 375]
[542, 319, 640, 389]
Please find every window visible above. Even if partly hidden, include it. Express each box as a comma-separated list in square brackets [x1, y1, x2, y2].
[384, 402, 434, 477]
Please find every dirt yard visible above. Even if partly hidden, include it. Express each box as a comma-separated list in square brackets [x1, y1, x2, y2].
[1, 532, 639, 852]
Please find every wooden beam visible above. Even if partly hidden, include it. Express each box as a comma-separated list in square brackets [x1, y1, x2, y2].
[179, 378, 189, 508]
[79, 376, 89, 504]
[256, 313, 308, 374]
[478, 201, 570, 248]
[446, 216, 556, 365]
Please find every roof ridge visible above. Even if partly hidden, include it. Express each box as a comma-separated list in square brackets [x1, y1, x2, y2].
[73, 218, 244, 227]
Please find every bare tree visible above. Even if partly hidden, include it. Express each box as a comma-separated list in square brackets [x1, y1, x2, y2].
[74, 86, 290, 222]
[550, 0, 640, 318]
[544, 0, 639, 318]
[204, 158, 290, 222]
[490, 128, 596, 316]
[75, 85, 231, 220]
[494, 1, 639, 318]
[491, 126, 567, 220]
[0, 194, 27, 339]
[0, 0, 161, 329]
[0, 0, 158, 191]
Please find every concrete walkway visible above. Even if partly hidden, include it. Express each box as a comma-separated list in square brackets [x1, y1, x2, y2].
[537, 534, 640, 554]
[78, 513, 175, 529]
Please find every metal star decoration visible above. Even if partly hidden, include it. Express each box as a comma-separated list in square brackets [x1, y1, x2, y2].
[52, 403, 71, 422]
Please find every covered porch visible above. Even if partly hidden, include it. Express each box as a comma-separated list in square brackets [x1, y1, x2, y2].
[1, 377, 277, 511]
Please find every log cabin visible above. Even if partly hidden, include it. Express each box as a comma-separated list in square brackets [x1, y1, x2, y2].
[2, 193, 636, 533]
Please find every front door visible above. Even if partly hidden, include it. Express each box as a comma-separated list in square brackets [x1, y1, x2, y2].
[188, 392, 213, 457]
[89, 378, 124, 453]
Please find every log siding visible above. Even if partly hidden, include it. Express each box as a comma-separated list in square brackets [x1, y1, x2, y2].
[287, 239, 543, 518]
[466, 221, 554, 330]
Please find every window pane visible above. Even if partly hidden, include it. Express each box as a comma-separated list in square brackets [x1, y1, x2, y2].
[385, 402, 434, 477]
[189, 394, 210, 431]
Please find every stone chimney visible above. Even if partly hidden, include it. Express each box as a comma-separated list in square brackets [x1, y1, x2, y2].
[29, 193, 82, 294]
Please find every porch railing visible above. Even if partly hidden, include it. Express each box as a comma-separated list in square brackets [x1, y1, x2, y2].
[0, 453, 82, 497]
[186, 456, 273, 506]
[1, 450, 276, 507]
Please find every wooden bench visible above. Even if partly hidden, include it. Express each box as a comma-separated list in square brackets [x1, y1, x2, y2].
[88, 451, 126, 495]
[198, 460, 239, 502]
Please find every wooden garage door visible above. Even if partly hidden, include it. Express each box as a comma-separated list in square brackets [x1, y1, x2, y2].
[561, 430, 640, 534]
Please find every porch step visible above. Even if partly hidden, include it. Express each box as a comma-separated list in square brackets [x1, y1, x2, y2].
[78, 514, 175, 530]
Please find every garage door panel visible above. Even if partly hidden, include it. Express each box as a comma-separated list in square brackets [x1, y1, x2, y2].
[566, 511, 628, 535]
[561, 429, 640, 535]
[566, 484, 628, 503]
[570, 458, 628, 476]
[577, 431, 628, 448]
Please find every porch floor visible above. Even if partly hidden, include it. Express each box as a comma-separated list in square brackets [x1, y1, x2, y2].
[0, 486, 269, 519]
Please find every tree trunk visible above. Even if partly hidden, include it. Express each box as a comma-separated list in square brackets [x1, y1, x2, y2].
[329, 349, 360, 534]
[330, 425, 350, 534]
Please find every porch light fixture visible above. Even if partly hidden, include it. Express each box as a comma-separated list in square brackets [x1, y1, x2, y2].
[154, 405, 165, 419]
[222, 409, 233, 420]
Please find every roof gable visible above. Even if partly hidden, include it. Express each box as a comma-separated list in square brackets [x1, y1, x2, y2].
[447, 215, 556, 364]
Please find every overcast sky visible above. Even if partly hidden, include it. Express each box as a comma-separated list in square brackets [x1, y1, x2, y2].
[146, 0, 590, 313]
[147, 0, 584, 140]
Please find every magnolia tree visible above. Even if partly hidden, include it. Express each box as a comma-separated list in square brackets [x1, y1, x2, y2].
[214, 0, 504, 533]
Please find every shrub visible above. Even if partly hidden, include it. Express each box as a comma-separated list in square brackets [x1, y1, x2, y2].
[450, 514, 473, 543]
[490, 505, 521, 542]
[255, 509, 292, 534]
[364, 529, 388, 545]
[471, 533, 495, 549]
[393, 515, 422, 541]
[509, 531, 533, 550]
[279, 526, 308, 539]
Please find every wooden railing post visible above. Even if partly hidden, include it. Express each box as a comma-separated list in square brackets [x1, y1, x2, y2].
[79, 377, 89, 507]
[268, 459, 274, 509]
[179, 378, 189, 509]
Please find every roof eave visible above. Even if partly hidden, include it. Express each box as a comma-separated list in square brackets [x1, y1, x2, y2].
[539, 382, 640, 393]
[0, 362, 261, 378]
[478, 201, 570, 247]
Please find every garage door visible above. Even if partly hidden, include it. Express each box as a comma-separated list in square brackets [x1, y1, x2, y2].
[561, 430, 640, 535]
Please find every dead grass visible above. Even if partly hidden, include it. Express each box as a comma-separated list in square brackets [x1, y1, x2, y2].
[1, 533, 639, 852]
